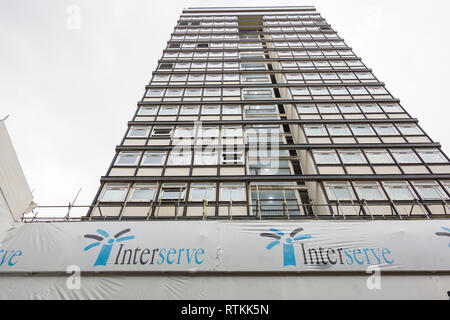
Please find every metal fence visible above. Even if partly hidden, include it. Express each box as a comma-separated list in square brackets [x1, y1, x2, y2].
[20, 199, 450, 223]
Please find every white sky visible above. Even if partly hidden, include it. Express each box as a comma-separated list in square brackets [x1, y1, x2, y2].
[1, 0, 450, 215]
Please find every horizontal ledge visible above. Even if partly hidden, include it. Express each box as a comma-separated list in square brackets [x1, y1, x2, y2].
[182, 8, 317, 14]
[138, 99, 401, 105]
[151, 68, 373, 74]
[164, 47, 353, 53]
[127, 118, 418, 125]
[144, 82, 385, 89]
[100, 174, 450, 183]
[115, 143, 441, 151]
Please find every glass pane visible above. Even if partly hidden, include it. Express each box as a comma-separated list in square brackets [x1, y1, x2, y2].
[130, 189, 154, 202]
[387, 187, 414, 200]
[357, 187, 384, 200]
[191, 188, 215, 201]
[143, 153, 165, 165]
[102, 189, 127, 202]
[117, 155, 138, 165]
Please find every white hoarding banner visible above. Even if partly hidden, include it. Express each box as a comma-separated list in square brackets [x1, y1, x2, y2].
[0, 220, 449, 272]
[0, 120, 34, 222]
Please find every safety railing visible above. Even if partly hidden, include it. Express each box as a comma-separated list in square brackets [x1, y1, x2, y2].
[19, 199, 450, 223]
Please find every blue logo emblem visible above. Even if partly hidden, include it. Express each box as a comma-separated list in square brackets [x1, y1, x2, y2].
[84, 228, 135, 266]
[260, 227, 311, 266]
[435, 226, 450, 247]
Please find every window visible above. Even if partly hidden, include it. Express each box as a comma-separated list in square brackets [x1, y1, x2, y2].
[245, 105, 278, 117]
[328, 87, 349, 95]
[304, 125, 327, 136]
[354, 182, 386, 200]
[297, 104, 317, 114]
[204, 88, 221, 96]
[339, 150, 366, 164]
[304, 73, 321, 80]
[160, 185, 186, 200]
[383, 182, 416, 200]
[240, 52, 265, 60]
[220, 183, 246, 201]
[412, 182, 448, 200]
[351, 124, 375, 136]
[190, 183, 216, 201]
[159, 105, 178, 115]
[151, 126, 173, 138]
[355, 72, 374, 80]
[417, 149, 447, 163]
[291, 87, 310, 95]
[138, 106, 158, 116]
[322, 73, 339, 80]
[100, 184, 129, 202]
[223, 105, 241, 115]
[128, 184, 156, 202]
[221, 149, 244, 165]
[313, 150, 340, 164]
[318, 105, 339, 114]
[188, 74, 204, 82]
[347, 86, 368, 95]
[338, 72, 356, 80]
[173, 126, 195, 138]
[327, 125, 351, 136]
[397, 124, 422, 135]
[324, 182, 354, 200]
[241, 63, 266, 71]
[194, 150, 218, 165]
[339, 104, 359, 113]
[367, 86, 388, 95]
[153, 74, 170, 82]
[360, 104, 381, 113]
[171, 74, 187, 82]
[242, 74, 271, 84]
[184, 88, 202, 97]
[191, 62, 206, 69]
[116, 152, 141, 165]
[310, 87, 329, 95]
[159, 64, 173, 70]
[223, 88, 240, 96]
[223, 74, 239, 81]
[380, 103, 402, 113]
[128, 126, 150, 137]
[374, 125, 399, 136]
[165, 88, 184, 97]
[365, 150, 394, 164]
[202, 105, 220, 115]
[199, 126, 219, 138]
[168, 150, 192, 165]
[205, 74, 222, 82]
[222, 126, 243, 137]
[391, 149, 420, 163]
[180, 105, 200, 115]
[243, 89, 273, 99]
[142, 152, 166, 165]
[286, 73, 303, 80]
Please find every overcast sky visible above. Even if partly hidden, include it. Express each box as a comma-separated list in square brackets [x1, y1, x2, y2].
[1, 0, 450, 217]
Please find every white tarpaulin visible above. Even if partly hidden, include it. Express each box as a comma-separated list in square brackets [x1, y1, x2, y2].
[0, 220, 449, 273]
[0, 120, 34, 222]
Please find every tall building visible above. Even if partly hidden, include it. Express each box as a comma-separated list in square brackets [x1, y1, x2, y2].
[2, 5, 450, 301]
[88, 5, 450, 220]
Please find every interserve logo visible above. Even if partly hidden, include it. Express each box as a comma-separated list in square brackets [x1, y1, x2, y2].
[83, 228, 135, 266]
[260, 227, 311, 266]
[435, 226, 450, 247]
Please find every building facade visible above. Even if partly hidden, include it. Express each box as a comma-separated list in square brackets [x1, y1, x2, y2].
[88, 6, 450, 220]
